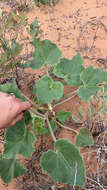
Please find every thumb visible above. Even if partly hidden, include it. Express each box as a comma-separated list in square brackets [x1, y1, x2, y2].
[18, 101, 31, 113]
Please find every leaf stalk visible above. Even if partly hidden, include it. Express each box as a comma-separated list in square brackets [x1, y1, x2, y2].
[46, 112, 56, 142]
[56, 120, 79, 135]
[54, 92, 77, 108]
[30, 107, 45, 120]
[21, 92, 45, 119]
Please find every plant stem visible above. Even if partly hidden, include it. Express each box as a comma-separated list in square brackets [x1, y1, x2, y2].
[65, 89, 78, 98]
[21, 92, 45, 119]
[54, 90, 78, 105]
[21, 92, 37, 108]
[46, 112, 56, 142]
[54, 93, 77, 108]
[56, 120, 79, 134]
[30, 107, 45, 119]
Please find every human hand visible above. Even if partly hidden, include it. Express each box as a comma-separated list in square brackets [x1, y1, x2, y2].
[0, 92, 31, 129]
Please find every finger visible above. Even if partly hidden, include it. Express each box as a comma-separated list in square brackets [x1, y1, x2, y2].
[9, 112, 24, 126]
[10, 93, 16, 98]
[2, 112, 24, 129]
[17, 101, 31, 114]
[8, 94, 16, 100]
[0, 92, 9, 97]
[14, 98, 22, 103]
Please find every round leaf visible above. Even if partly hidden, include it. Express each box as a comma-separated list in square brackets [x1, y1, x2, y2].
[0, 157, 26, 183]
[57, 111, 72, 124]
[53, 58, 72, 78]
[34, 75, 64, 104]
[30, 38, 62, 69]
[76, 128, 94, 147]
[80, 66, 105, 86]
[65, 68, 84, 86]
[65, 53, 84, 86]
[78, 86, 100, 101]
[71, 53, 84, 65]
[3, 121, 36, 159]
[41, 139, 85, 186]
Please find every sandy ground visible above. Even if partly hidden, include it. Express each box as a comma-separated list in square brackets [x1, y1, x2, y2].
[0, 0, 107, 189]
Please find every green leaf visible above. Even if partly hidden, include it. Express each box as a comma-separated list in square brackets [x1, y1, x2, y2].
[41, 150, 72, 182]
[34, 118, 58, 136]
[76, 128, 94, 147]
[33, 117, 45, 135]
[24, 111, 32, 125]
[34, 75, 64, 104]
[57, 111, 72, 124]
[36, 127, 48, 136]
[31, 20, 39, 29]
[45, 119, 58, 135]
[71, 53, 84, 65]
[104, 71, 107, 81]
[65, 53, 84, 86]
[53, 58, 72, 78]
[78, 66, 105, 101]
[0, 157, 26, 183]
[78, 86, 100, 101]
[0, 81, 26, 101]
[34, 117, 45, 129]
[53, 53, 84, 86]
[3, 120, 36, 159]
[104, 83, 107, 92]
[61, 81, 68, 86]
[30, 112, 45, 131]
[29, 20, 41, 36]
[35, 0, 56, 5]
[65, 69, 84, 86]
[41, 139, 85, 186]
[80, 66, 105, 86]
[29, 38, 62, 69]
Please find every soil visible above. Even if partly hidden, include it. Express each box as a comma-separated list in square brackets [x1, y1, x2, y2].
[0, 0, 107, 190]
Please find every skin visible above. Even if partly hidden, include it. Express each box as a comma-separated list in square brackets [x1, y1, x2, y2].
[0, 92, 31, 129]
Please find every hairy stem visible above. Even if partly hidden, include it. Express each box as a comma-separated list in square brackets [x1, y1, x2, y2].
[21, 92, 45, 119]
[30, 107, 45, 120]
[54, 92, 77, 108]
[46, 112, 56, 142]
[65, 89, 78, 98]
[21, 92, 37, 107]
[56, 120, 79, 134]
